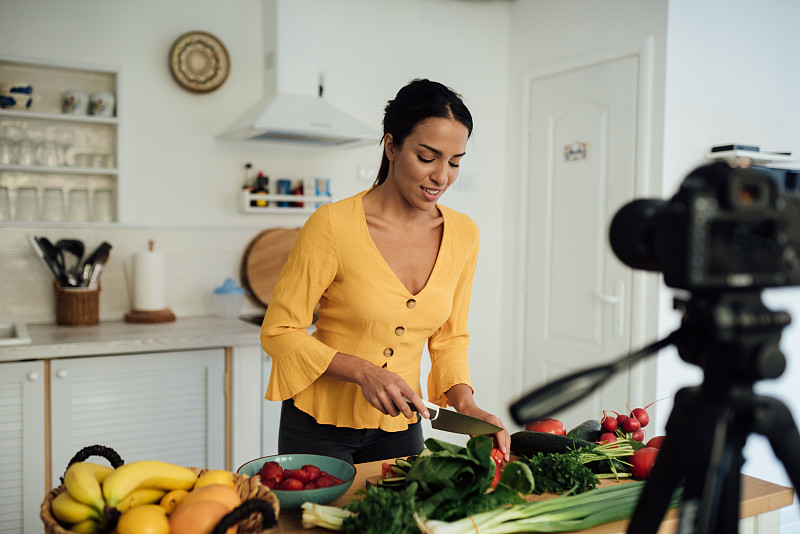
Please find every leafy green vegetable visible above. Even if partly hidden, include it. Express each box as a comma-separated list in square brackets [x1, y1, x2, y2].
[519, 438, 636, 494]
[406, 436, 532, 521]
[522, 449, 598, 494]
[341, 483, 420, 534]
[302, 436, 535, 532]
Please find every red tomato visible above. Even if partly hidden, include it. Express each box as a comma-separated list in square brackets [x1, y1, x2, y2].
[490, 448, 504, 488]
[284, 468, 312, 484]
[381, 462, 394, 480]
[630, 447, 659, 479]
[302, 464, 322, 481]
[646, 436, 666, 449]
[524, 418, 566, 435]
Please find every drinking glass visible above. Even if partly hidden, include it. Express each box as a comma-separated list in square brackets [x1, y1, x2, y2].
[0, 122, 18, 164]
[38, 141, 59, 167]
[56, 129, 74, 166]
[91, 188, 113, 222]
[42, 187, 65, 222]
[67, 188, 89, 222]
[15, 186, 39, 221]
[0, 186, 10, 221]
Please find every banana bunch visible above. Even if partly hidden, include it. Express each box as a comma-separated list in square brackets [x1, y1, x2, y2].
[53, 460, 198, 533]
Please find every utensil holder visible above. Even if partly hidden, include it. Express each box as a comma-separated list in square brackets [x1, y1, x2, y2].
[54, 282, 100, 326]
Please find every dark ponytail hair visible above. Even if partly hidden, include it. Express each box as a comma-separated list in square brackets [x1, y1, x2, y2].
[375, 79, 473, 186]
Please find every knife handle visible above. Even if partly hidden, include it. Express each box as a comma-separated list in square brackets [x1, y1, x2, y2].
[405, 399, 439, 421]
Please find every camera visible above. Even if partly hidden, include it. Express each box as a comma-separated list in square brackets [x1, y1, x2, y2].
[609, 161, 800, 291]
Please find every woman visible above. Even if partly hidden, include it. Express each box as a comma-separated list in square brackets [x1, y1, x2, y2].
[261, 78, 509, 464]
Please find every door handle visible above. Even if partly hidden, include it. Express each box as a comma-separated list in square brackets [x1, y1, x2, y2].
[595, 280, 624, 338]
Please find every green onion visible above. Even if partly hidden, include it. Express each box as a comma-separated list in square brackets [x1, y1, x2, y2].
[301, 502, 353, 530]
[415, 481, 683, 534]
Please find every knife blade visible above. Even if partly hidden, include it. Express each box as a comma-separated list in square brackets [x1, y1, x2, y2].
[407, 400, 503, 436]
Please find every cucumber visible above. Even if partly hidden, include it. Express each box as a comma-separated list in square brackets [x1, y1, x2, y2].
[567, 419, 602, 443]
[510, 430, 595, 457]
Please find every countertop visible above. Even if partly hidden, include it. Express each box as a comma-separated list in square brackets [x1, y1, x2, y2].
[275, 460, 795, 533]
[0, 316, 262, 362]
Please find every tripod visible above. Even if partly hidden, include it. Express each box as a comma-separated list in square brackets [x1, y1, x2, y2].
[509, 289, 800, 533]
[627, 290, 800, 533]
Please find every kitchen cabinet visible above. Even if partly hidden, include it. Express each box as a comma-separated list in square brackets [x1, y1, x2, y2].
[49, 349, 226, 488]
[0, 56, 119, 223]
[0, 360, 46, 534]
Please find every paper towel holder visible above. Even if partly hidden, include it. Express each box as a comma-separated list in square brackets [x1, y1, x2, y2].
[124, 240, 176, 324]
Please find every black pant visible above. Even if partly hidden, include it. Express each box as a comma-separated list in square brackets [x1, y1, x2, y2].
[278, 399, 424, 464]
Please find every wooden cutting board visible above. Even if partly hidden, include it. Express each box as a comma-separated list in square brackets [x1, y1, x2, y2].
[240, 227, 300, 308]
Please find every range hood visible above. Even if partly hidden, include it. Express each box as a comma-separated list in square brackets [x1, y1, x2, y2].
[218, 0, 380, 147]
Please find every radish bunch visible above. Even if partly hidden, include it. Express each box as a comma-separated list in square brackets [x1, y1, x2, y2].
[599, 399, 661, 443]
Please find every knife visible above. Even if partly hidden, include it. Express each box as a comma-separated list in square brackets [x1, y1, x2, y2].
[407, 400, 503, 436]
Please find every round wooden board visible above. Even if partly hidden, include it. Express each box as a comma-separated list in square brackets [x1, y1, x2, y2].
[240, 227, 300, 308]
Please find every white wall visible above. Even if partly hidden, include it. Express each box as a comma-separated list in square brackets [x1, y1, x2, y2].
[660, 0, 800, 530]
[0, 0, 512, 421]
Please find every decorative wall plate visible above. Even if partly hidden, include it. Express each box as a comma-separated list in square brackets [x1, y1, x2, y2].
[169, 31, 230, 93]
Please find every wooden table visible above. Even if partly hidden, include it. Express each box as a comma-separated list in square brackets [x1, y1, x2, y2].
[271, 460, 795, 533]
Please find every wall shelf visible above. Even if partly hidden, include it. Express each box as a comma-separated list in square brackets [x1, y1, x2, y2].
[0, 108, 118, 125]
[0, 163, 117, 176]
[0, 56, 119, 223]
[241, 190, 332, 214]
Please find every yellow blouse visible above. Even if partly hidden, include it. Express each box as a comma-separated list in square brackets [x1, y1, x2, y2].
[261, 190, 477, 431]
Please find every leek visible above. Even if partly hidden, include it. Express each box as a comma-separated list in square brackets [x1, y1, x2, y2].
[416, 481, 683, 534]
[301, 502, 353, 531]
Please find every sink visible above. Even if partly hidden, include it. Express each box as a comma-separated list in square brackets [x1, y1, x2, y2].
[0, 321, 31, 345]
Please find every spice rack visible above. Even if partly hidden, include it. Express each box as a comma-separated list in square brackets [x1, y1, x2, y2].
[0, 55, 119, 224]
[241, 190, 332, 214]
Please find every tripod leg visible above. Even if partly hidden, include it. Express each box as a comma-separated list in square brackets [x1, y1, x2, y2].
[627, 388, 692, 534]
[628, 386, 749, 534]
[753, 395, 800, 499]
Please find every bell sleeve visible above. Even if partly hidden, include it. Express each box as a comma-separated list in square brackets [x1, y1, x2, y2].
[261, 206, 339, 400]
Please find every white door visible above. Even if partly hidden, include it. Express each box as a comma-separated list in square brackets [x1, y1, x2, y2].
[522, 55, 640, 427]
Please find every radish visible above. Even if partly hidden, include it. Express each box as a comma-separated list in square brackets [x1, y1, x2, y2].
[631, 407, 650, 428]
[630, 447, 659, 479]
[628, 397, 668, 429]
[631, 428, 645, 442]
[599, 432, 617, 444]
[622, 416, 640, 433]
[600, 412, 618, 433]
[616, 413, 629, 427]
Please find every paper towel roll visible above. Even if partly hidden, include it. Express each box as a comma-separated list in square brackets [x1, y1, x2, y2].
[133, 245, 167, 311]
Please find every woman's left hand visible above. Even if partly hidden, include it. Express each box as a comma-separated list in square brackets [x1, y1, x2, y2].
[458, 405, 511, 462]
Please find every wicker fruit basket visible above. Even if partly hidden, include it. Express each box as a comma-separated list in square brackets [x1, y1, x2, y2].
[41, 446, 279, 534]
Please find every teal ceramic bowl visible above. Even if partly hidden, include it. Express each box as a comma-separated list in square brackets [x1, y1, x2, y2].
[238, 453, 356, 510]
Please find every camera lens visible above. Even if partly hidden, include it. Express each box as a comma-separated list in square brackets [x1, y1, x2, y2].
[609, 198, 666, 272]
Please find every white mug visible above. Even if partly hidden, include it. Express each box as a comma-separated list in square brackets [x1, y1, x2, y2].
[89, 92, 115, 117]
[62, 90, 88, 115]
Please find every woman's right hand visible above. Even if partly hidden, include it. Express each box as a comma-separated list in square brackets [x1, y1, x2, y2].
[323, 352, 429, 419]
[359, 364, 430, 419]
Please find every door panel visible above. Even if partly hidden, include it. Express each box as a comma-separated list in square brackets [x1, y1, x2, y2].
[523, 56, 639, 425]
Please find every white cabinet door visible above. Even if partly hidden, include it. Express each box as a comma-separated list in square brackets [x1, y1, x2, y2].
[0, 360, 45, 534]
[49, 349, 225, 486]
